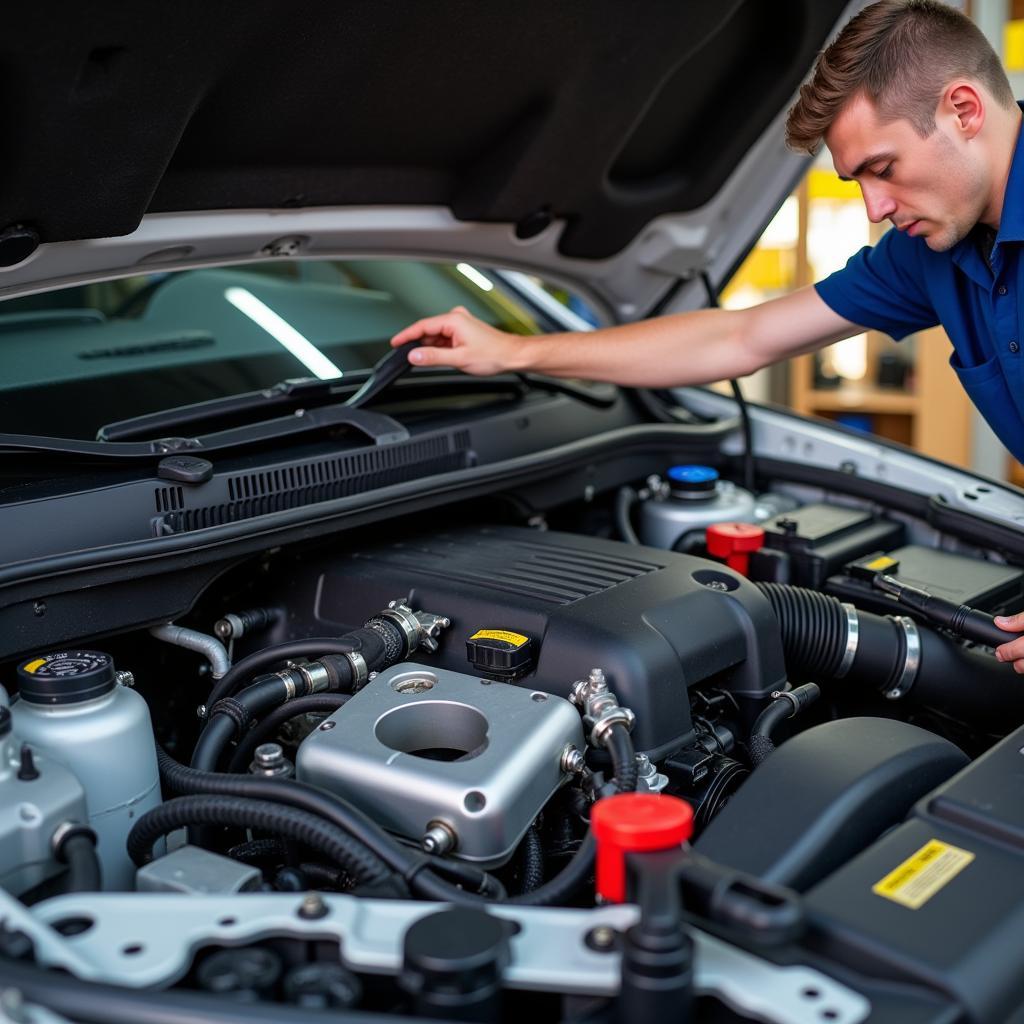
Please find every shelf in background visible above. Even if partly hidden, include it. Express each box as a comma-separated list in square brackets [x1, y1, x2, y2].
[802, 386, 918, 415]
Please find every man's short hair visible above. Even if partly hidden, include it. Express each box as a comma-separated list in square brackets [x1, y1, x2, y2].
[786, 0, 1015, 154]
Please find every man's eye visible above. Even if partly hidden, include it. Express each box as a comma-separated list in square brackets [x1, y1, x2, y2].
[876, 163, 894, 180]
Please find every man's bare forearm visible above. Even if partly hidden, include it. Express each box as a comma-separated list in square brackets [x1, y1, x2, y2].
[513, 307, 756, 386]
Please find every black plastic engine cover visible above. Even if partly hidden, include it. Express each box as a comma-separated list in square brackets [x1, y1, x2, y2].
[291, 527, 787, 756]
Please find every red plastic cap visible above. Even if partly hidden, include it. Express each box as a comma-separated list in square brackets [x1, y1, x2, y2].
[591, 793, 694, 903]
[705, 522, 765, 576]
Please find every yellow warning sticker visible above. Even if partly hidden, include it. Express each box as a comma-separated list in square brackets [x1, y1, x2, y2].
[469, 629, 529, 647]
[20, 658, 46, 674]
[872, 840, 974, 909]
[865, 555, 899, 571]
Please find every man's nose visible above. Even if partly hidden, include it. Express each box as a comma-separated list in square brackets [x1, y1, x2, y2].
[862, 185, 897, 223]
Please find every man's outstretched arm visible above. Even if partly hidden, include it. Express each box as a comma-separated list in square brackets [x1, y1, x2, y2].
[390, 285, 863, 388]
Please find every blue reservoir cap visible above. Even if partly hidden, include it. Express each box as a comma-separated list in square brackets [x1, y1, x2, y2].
[667, 464, 718, 495]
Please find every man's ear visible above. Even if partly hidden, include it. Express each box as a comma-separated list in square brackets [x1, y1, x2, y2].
[942, 82, 985, 139]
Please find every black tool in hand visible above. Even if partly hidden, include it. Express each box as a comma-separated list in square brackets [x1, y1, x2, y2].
[871, 574, 1019, 648]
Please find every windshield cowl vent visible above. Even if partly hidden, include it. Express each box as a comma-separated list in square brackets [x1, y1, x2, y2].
[150, 433, 472, 537]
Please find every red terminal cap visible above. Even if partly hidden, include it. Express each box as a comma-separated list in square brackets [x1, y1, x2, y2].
[705, 522, 765, 577]
[590, 793, 694, 903]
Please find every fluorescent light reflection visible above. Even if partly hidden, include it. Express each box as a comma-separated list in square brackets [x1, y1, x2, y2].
[224, 286, 343, 380]
[455, 263, 494, 292]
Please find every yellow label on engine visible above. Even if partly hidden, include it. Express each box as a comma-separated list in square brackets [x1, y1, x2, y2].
[872, 840, 974, 909]
[469, 629, 529, 647]
[20, 659, 46, 674]
[865, 555, 899, 571]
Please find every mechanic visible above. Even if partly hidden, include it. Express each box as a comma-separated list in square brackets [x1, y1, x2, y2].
[391, 0, 1024, 670]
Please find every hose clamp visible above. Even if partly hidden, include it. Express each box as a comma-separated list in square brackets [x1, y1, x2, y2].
[835, 603, 859, 679]
[590, 706, 636, 749]
[297, 661, 332, 695]
[771, 689, 802, 716]
[379, 601, 420, 657]
[885, 616, 921, 700]
[51, 821, 97, 861]
[275, 669, 298, 700]
[345, 650, 369, 690]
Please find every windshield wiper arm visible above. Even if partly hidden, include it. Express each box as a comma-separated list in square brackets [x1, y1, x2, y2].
[0, 404, 410, 464]
[97, 375, 359, 442]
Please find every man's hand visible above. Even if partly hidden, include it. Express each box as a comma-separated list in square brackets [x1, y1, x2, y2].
[390, 306, 525, 376]
[994, 612, 1024, 672]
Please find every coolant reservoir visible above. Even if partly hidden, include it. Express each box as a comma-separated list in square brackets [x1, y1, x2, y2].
[638, 465, 758, 549]
[12, 651, 160, 890]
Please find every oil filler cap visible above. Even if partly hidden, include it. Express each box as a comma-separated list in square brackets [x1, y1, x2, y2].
[16, 651, 117, 705]
[591, 793, 694, 903]
[465, 629, 533, 681]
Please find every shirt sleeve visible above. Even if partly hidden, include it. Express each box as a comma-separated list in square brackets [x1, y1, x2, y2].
[814, 227, 939, 341]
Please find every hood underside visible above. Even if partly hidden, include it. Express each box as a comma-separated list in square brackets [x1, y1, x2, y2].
[3, 0, 850, 265]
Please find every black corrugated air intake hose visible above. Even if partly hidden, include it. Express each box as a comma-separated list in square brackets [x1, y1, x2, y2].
[191, 616, 406, 773]
[756, 583, 1024, 730]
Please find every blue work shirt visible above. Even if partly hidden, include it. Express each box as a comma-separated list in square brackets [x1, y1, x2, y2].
[815, 115, 1024, 464]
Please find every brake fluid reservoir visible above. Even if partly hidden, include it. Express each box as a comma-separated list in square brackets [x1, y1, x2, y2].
[12, 651, 160, 890]
[638, 465, 758, 549]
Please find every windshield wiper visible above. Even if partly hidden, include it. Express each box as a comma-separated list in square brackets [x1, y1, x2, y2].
[0, 404, 410, 465]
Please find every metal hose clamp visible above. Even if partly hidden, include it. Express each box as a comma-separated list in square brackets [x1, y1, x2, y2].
[885, 616, 921, 700]
[835, 603, 859, 679]
[345, 650, 369, 689]
[297, 661, 332, 695]
[378, 601, 421, 657]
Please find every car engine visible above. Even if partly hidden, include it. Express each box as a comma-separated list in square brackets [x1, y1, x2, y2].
[3, 466, 1024, 1022]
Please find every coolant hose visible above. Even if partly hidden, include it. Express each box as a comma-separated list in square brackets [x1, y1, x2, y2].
[158, 747, 495, 903]
[204, 637, 360, 710]
[615, 486, 641, 545]
[226, 693, 350, 773]
[757, 583, 1024, 729]
[54, 827, 102, 893]
[605, 721, 639, 792]
[192, 624, 395, 772]
[128, 795, 390, 886]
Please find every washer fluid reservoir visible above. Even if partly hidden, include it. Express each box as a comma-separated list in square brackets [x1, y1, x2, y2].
[11, 651, 160, 890]
[638, 465, 758, 550]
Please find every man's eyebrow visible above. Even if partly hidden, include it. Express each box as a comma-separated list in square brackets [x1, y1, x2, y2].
[837, 152, 896, 182]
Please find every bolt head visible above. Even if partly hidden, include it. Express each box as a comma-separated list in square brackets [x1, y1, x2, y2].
[297, 893, 329, 920]
[887, 689, 901, 700]
[196, 704, 208, 719]
[254, 743, 284, 767]
[318, 720, 337, 731]
[586, 925, 618, 952]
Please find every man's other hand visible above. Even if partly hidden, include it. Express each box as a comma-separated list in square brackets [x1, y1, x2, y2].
[390, 306, 523, 376]
[994, 612, 1024, 672]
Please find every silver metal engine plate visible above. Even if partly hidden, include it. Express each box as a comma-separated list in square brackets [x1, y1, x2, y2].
[296, 664, 584, 865]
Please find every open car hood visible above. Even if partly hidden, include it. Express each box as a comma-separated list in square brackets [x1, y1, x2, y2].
[0, 0, 862, 318]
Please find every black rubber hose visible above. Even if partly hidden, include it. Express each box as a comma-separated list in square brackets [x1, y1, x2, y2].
[157, 748, 483, 903]
[205, 637, 359, 709]
[0, 960, 419, 1024]
[757, 582, 1024, 728]
[605, 722, 638, 792]
[227, 693, 350, 773]
[508, 832, 596, 906]
[756, 584, 849, 679]
[193, 629, 391, 771]
[128, 795, 389, 885]
[57, 832, 102, 893]
[748, 683, 820, 767]
[615, 486, 641, 545]
[517, 824, 545, 894]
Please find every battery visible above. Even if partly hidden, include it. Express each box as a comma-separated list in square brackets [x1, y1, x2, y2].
[760, 503, 905, 589]
[827, 545, 1024, 616]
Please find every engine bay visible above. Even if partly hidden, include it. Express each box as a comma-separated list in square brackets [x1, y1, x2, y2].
[3, 463, 1024, 1022]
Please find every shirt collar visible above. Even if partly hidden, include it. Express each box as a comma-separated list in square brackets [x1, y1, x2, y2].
[951, 101, 1024, 281]
[994, 101, 1024, 244]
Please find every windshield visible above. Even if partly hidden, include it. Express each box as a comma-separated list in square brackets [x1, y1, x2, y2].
[0, 259, 573, 440]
